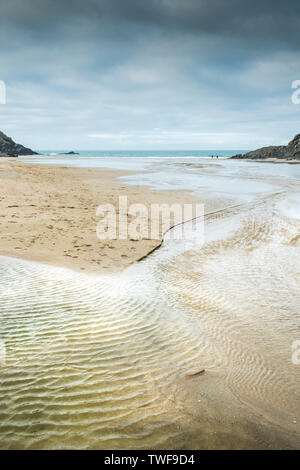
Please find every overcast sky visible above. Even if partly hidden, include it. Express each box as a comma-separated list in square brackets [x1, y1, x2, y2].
[0, 0, 300, 150]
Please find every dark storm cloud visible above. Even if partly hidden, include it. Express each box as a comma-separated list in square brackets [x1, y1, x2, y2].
[0, 0, 299, 149]
[1, 0, 300, 46]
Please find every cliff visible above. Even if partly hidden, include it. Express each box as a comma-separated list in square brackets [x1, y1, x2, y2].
[0, 131, 38, 157]
[231, 133, 300, 161]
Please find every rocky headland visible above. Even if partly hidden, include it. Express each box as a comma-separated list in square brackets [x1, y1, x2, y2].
[0, 131, 38, 157]
[231, 133, 300, 161]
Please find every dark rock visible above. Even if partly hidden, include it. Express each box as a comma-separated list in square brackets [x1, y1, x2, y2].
[59, 151, 79, 155]
[0, 131, 38, 156]
[231, 133, 300, 160]
[186, 369, 206, 377]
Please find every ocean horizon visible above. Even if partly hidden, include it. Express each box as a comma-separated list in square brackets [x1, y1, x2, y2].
[36, 150, 248, 158]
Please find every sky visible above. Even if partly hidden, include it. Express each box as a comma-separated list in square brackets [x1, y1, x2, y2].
[0, 0, 300, 151]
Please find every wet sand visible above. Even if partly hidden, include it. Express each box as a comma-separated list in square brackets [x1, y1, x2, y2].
[0, 195, 299, 450]
[249, 158, 300, 164]
[0, 158, 299, 450]
[0, 161, 197, 273]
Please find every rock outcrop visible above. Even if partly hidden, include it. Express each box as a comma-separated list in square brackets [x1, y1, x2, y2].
[231, 133, 300, 160]
[0, 131, 38, 157]
[59, 151, 79, 155]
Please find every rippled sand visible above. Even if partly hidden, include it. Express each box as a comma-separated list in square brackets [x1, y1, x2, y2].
[164, 196, 300, 441]
[0, 190, 299, 449]
[0, 159, 300, 449]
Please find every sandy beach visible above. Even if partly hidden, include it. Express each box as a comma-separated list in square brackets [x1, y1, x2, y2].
[0, 156, 299, 450]
[0, 160, 197, 274]
[2, 0, 300, 452]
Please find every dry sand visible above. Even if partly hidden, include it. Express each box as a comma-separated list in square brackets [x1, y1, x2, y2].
[0, 160, 197, 273]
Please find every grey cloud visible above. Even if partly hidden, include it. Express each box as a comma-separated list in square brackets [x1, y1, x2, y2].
[0, 0, 299, 150]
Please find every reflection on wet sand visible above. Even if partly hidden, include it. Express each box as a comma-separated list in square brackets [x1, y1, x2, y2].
[162, 195, 300, 447]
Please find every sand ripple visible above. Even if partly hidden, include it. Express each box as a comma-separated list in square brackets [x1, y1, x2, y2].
[161, 198, 300, 431]
[0, 257, 207, 449]
[0, 194, 299, 449]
